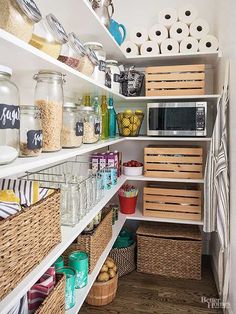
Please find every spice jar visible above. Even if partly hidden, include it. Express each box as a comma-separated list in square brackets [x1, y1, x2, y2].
[30, 13, 68, 59]
[106, 60, 121, 93]
[58, 33, 95, 77]
[0, 0, 42, 42]
[0, 65, 20, 163]
[84, 42, 106, 85]
[34, 70, 65, 152]
[80, 106, 100, 144]
[62, 102, 83, 148]
[20, 105, 42, 157]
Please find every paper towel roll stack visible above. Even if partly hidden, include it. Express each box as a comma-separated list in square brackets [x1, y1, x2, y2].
[121, 41, 139, 56]
[158, 8, 178, 28]
[180, 37, 199, 53]
[149, 24, 168, 44]
[190, 18, 210, 39]
[140, 41, 160, 56]
[199, 35, 219, 52]
[170, 22, 190, 42]
[161, 38, 179, 54]
[130, 26, 148, 46]
[178, 4, 198, 25]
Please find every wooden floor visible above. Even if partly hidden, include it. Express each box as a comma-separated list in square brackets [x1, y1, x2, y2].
[80, 258, 222, 314]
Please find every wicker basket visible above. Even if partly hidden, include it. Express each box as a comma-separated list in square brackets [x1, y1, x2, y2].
[63, 209, 113, 273]
[0, 190, 61, 300]
[86, 274, 118, 306]
[35, 274, 66, 314]
[137, 222, 202, 280]
[109, 243, 136, 277]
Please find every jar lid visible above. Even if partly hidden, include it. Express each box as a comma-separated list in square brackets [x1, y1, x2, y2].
[16, 0, 42, 23]
[85, 47, 99, 65]
[33, 70, 66, 82]
[0, 65, 12, 75]
[20, 105, 39, 110]
[46, 14, 68, 44]
[68, 33, 86, 57]
[84, 42, 103, 49]
[106, 60, 118, 65]
[80, 106, 93, 112]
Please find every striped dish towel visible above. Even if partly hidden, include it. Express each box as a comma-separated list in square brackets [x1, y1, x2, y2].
[0, 200, 21, 219]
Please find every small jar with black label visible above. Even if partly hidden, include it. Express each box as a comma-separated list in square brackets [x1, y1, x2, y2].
[84, 42, 106, 86]
[62, 102, 83, 148]
[80, 106, 100, 144]
[20, 105, 42, 157]
[106, 60, 121, 93]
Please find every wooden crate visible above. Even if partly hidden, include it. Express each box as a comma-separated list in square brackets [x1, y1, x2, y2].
[145, 64, 205, 96]
[143, 186, 202, 221]
[144, 146, 203, 179]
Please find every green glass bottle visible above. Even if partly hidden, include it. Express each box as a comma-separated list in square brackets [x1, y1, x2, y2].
[108, 97, 116, 138]
[101, 95, 109, 139]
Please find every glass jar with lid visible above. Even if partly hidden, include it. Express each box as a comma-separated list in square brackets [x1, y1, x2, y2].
[0, 0, 42, 42]
[84, 42, 106, 85]
[30, 13, 68, 59]
[0, 65, 20, 164]
[62, 102, 83, 148]
[58, 33, 95, 77]
[20, 105, 42, 157]
[34, 70, 65, 152]
[106, 60, 120, 93]
[80, 106, 100, 144]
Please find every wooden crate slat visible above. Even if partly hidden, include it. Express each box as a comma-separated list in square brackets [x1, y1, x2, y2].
[144, 171, 202, 179]
[144, 202, 201, 213]
[147, 72, 205, 81]
[144, 155, 202, 163]
[146, 64, 205, 74]
[145, 147, 203, 155]
[146, 88, 205, 96]
[144, 163, 202, 172]
[142, 209, 202, 221]
[146, 80, 205, 89]
[144, 187, 202, 197]
[144, 194, 201, 205]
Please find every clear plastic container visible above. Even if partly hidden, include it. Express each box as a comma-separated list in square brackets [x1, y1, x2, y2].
[0, 0, 42, 42]
[106, 60, 120, 93]
[62, 102, 83, 148]
[30, 13, 68, 58]
[20, 105, 42, 157]
[0, 65, 20, 162]
[80, 106, 100, 144]
[58, 33, 95, 77]
[84, 42, 106, 85]
[34, 70, 65, 152]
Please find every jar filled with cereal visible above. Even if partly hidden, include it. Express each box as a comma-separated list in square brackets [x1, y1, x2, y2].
[80, 106, 100, 144]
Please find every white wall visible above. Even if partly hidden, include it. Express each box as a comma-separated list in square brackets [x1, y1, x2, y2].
[216, 1, 236, 313]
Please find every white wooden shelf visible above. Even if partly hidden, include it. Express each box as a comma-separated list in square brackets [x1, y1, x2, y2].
[126, 207, 204, 226]
[126, 175, 205, 184]
[0, 175, 126, 314]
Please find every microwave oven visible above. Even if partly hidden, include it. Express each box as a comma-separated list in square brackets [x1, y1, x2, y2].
[147, 102, 207, 137]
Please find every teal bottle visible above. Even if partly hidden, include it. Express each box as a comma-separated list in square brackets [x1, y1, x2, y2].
[108, 97, 116, 138]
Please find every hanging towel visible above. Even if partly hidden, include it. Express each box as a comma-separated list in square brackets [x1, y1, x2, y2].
[0, 190, 21, 219]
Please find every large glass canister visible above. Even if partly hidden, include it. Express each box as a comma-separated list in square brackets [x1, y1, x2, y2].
[0, 65, 20, 163]
[34, 70, 65, 152]
[106, 60, 120, 93]
[30, 13, 68, 59]
[0, 0, 42, 42]
[84, 42, 106, 85]
[80, 106, 100, 144]
[20, 105, 42, 157]
[62, 102, 83, 148]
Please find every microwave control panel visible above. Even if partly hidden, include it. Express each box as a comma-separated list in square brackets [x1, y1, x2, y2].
[196, 107, 205, 130]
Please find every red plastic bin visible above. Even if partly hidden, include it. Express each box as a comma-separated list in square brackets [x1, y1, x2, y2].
[119, 195, 137, 214]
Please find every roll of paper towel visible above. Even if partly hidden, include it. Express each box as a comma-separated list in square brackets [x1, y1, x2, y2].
[190, 18, 210, 40]
[130, 26, 148, 46]
[140, 41, 160, 56]
[121, 41, 139, 56]
[180, 37, 199, 53]
[170, 22, 190, 42]
[161, 38, 179, 54]
[199, 35, 219, 52]
[148, 24, 168, 44]
[178, 4, 198, 25]
[158, 8, 178, 28]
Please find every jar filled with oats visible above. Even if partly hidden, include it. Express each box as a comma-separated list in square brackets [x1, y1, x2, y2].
[80, 106, 100, 144]
[34, 70, 65, 152]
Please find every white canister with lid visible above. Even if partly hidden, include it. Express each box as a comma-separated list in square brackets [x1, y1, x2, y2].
[84, 42, 106, 85]
[106, 60, 120, 93]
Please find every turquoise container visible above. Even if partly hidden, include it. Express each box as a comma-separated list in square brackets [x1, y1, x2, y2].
[54, 256, 64, 270]
[56, 267, 76, 310]
[68, 251, 88, 289]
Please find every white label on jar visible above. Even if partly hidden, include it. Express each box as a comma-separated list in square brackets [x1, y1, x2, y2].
[105, 72, 111, 88]
[99, 60, 106, 72]
[27, 130, 43, 149]
[0, 104, 20, 129]
[76, 122, 84, 136]
[114, 74, 120, 83]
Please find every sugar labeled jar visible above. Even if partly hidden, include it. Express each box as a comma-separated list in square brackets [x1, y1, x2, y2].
[0, 0, 42, 42]
[34, 70, 65, 152]
[62, 102, 83, 148]
[106, 60, 121, 93]
[20, 105, 42, 157]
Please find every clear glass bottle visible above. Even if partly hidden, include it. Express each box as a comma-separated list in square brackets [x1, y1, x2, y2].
[62, 102, 83, 148]
[34, 70, 65, 152]
[93, 96, 102, 138]
[80, 106, 100, 144]
[0, 0, 42, 42]
[20, 105, 42, 157]
[60, 180, 79, 227]
[108, 97, 116, 138]
[30, 13, 68, 59]
[101, 95, 109, 140]
[84, 42, 106, 85]
[0, 65, 20, 160]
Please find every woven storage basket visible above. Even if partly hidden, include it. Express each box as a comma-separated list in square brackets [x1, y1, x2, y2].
[35, 274, 66, 314]
[137, 222, 202, 280]
[86, 273, 118, 306]
[63, 208, 113, 273]
[109, 243, 136, 277]
[0, 190, 61, 300]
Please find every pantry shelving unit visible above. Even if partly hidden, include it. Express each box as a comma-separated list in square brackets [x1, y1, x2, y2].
[0, 0, 221, 312]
